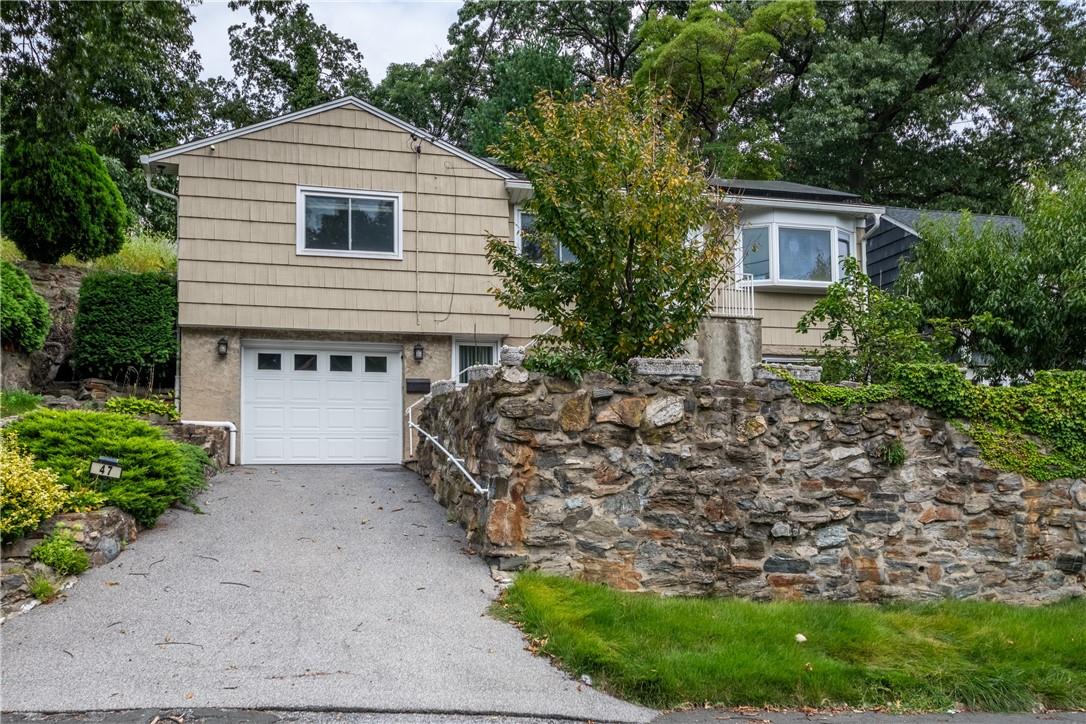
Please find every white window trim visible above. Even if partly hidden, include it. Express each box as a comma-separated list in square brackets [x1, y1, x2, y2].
[453, 339, 500, 385]
[738, 222, 854, 289]
[296, 185, 403, 260]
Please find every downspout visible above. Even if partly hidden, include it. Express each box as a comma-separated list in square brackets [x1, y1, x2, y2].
[180, 420, 237, 466]
[145, 170, 182, 413]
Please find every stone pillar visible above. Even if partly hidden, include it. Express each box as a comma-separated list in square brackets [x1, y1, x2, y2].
[690, 316, 762, 382]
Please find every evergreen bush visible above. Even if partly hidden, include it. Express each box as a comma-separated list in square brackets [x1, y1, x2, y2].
[1, 140, 128, 263]
[71, 271, 177, 378]
[0, 261, 51, 351]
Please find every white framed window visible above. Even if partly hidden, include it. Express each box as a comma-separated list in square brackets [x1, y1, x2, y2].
[514, 206, 576, 263]
[296, 185, 402, 260]
[453, 340, 499, 384]
[738, 223, 854, 287]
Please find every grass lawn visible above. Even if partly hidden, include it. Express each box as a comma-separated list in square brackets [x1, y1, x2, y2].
[497, 573, 1086, 712]
[0, 389, 41, 416]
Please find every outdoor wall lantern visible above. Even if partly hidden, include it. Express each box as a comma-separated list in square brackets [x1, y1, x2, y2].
[413, 343, 425, 363]
[216, 337, 229, 357]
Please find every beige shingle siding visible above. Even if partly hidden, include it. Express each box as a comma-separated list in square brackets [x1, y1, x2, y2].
[172, 105, 513, 337]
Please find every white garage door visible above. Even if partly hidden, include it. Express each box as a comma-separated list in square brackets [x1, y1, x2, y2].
[241, 345, 402, 464]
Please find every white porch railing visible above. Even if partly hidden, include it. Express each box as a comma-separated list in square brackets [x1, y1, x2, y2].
[712, 272, 755, 318]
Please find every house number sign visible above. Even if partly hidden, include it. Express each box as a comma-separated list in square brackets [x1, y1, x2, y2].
[89, 456, 122, 480]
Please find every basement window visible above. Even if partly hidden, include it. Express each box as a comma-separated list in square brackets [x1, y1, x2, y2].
[297, 186, 402, 259]
[454, 340, 498, 384]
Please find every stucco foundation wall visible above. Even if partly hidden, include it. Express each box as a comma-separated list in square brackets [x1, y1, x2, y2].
[417, 364, 1086, 603]
[179, 326, 452, 461]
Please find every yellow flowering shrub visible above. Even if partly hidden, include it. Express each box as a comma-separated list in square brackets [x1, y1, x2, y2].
[0, 439, 68, 541]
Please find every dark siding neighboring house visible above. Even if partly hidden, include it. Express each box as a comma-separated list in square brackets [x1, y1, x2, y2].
[865, 207, 1024, 290]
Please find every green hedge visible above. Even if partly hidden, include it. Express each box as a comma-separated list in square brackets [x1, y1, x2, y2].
[1, 261, 51, 351]
[71, 271, 176, 378]
[1, 140, 128, 264]
[7, 409, 208, 527]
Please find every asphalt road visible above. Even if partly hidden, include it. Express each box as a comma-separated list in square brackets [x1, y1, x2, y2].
[0, 465, 651, 723]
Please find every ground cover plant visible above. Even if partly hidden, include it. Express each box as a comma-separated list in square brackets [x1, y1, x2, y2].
[104, 395, 179, 421]
[775, 364, 1085, 482]
[7, 409, 208, 528]
[31, 527, 90, 575]
[0, 389, 42, 416]
[499, 573, 1086, 712]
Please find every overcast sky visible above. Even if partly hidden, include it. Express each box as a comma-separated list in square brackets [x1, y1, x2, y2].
[190, 1, 463, 84]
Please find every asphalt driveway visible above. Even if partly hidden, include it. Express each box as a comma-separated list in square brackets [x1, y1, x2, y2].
[1, 466, 652, 723]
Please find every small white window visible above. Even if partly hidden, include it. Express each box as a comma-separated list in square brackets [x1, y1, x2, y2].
[297, 186, 402, 259]
[740, 226, 770, 280]
[453, 340, 498, 384]
[514, 206, 575, 263]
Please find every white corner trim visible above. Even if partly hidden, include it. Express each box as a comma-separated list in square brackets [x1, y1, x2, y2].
[295, 185, 404, 261]
[141, 96, 514, 181]
[878, 213, 919, 237]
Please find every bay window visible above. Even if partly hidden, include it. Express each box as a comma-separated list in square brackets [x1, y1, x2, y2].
[739, 223, 854, 286]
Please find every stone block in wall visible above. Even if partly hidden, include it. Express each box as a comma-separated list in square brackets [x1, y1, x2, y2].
[500, 345, 526, 366]
[754, 364, 822, 382]
[628, 357, 703, 379]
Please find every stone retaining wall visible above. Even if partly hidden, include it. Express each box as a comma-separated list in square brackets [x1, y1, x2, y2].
[416, 358, 1085, 603]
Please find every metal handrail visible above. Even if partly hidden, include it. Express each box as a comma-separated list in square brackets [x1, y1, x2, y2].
[408, 421, 489, 498]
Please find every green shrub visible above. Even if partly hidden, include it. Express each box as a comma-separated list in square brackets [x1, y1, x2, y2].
[0, 439, 69, 541]
[71, 271, 177, 378]
[1, 389, 42, 416]
[7, 409, 209, 527]
[31, 527, 90, 575]
[91, 232, 177, 273]
[1, 261, 51, 352]
[105, 396, 179, 421]
[523, 344, 630, 383]
[0, 139, 128, 263]
[28, 574, 57, 602]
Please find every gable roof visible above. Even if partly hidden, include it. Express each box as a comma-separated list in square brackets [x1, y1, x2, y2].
[877, 206, 1024, 236]
[140, 96, 515, 180]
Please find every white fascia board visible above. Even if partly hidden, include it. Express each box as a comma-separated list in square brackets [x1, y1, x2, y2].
[140, 96, 514, 180]
[723, 193, 885, 219]
[878, 213, 919, 237]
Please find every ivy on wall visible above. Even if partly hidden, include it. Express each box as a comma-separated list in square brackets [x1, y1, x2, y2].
[774, 363, 1086, 481]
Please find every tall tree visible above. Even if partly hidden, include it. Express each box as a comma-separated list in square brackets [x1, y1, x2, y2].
[485, 82, 734, 366]
[633, 0, 820, 179]
[772, 1, 1086, 212]
[209, 0, 373, 128]
[1, 1, 205, 233]
[465, 44, 576, 156]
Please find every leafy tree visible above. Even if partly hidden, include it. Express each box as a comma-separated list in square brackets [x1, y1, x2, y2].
[1, 140, 128, 264]
[465, 44, 576, 155]
[485, 81, 733, 366]
[797, 258, 938, 384]
[772, 1, 1086, 212]
[1, 1, 206, 234]
[370, 54, 472, 142]
[208, 0, 373, 128]
[901, 164, 1086, 382]
[633, 0, 820, 179]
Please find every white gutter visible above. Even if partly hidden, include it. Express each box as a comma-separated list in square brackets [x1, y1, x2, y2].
[180, 420, 237, 465]
[144, 171, 178, 202]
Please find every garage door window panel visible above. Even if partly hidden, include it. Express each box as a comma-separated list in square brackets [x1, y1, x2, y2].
[294, 354, 318, 371]
[329, 355, 353, 372]
[364, 356, 388, 373]
[257, 353, 281, 371]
